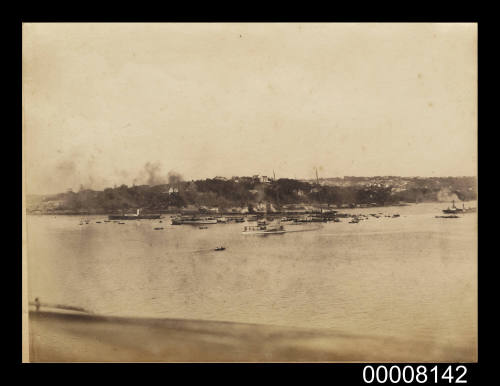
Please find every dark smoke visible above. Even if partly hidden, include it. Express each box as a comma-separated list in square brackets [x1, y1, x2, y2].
[134, 163, 184, 187]
[168, 171, 183, 186]
[144, 162, 166, 186]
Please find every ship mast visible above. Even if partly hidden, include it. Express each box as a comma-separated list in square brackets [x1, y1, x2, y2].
[273, 170, 280, 212]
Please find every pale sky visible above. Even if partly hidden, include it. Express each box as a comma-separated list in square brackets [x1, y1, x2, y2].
[23, 23, 477, 194]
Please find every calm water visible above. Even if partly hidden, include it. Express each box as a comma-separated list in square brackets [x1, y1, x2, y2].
[26, 202, 477, 349]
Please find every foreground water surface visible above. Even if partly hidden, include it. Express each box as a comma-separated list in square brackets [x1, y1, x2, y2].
[26, 202, 477, 354]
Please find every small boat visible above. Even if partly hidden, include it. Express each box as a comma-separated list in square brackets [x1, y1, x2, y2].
[118, 222, 125, 224]
[435, 215, 460, 219]
[154, 227, 163, 230]
[96, 221, 102, 224]
[392, 214, 400, 218]
[214, 246, 226, 251]
[199, 226, 208, 229]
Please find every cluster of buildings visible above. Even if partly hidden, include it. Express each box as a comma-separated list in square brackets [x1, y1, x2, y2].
[312, 176, 439, 192]
[180, 205, 249, 215]
[178, 203, 340, 215]
[214, 175, 272, 184]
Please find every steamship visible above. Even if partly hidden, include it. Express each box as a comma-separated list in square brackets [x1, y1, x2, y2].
[442, 200, 476, 214]
[242, 219, 286, 234]
[108, 209, 162, 220]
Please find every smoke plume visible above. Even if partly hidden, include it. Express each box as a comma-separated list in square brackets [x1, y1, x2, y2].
[168, 171, 183, 186]
[131, 162, 167, 186]
[132, 163, 184, 187]
[437, 188, 460, 202]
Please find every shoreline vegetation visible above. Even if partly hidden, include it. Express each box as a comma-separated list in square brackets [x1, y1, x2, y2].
[26, 175, 477, 216]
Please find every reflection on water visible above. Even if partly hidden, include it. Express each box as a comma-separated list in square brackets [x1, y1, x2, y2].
[26, 202, 477, 352]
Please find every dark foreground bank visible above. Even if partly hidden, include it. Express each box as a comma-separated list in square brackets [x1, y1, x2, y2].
[27, 310, 475, 362]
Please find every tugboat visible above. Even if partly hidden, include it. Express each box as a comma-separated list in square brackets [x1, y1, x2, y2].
[109, 209, 162, 220]
[462, 203, 477, 213]
[443, 200, 477, 214]
[442, 200, 463, 214]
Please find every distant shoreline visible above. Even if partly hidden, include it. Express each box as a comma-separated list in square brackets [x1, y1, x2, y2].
[26, 204, 409, 216]
[25, 200, 478, 217]
[25, 176, 477, 217]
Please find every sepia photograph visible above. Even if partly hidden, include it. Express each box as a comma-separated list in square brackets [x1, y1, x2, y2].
[22, 22, 477, 362]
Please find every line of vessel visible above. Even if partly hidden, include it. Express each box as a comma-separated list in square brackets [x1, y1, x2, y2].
[171, 216, 218, 225]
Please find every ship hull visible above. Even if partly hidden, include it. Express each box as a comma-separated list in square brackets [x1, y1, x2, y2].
[242, 231, 286, 234]
[442, 209, 463, 214]
[171, 219, 218, 225]
[108, 215, 162, 220]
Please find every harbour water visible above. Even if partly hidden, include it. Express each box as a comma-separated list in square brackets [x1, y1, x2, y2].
[26, 202, 477, 356]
